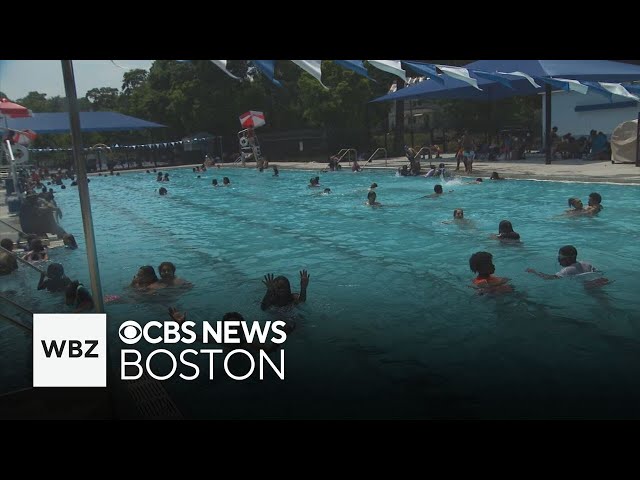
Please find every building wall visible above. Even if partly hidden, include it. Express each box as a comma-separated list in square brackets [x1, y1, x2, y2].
[388, 101, 436, 130]
[543, 90, 639, 140]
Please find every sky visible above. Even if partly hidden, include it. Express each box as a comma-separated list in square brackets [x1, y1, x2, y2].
[0, 60, 154, 100]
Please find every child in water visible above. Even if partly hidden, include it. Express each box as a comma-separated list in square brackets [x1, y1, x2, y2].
[38, 263, 71, 293]
[63, 233, 78, 249]
[469, 251, 513, 294]
[65, 280, 95, 312]
[261, 270, 310, 310]
[23, 239, 48, 262]
[490, 220, 521, 241]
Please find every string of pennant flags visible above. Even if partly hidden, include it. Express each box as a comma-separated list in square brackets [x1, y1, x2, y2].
[29, 137, 213, 153]
[194, 60, 640, 102]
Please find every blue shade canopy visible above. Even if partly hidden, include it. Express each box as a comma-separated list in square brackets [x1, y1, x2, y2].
[465, 60, 640, 82]
[372, 60, 640, 103]
[402, 61, 445, 84]
[372, 73, 540, 102]
[334, 60, 370, 78]
[4, 111, 166, 134]
[251, 60, 282, 87]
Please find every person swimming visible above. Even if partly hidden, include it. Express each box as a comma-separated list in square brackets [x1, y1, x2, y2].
[261, 270, 309, 310]
[130, 265, 164, 291]
[469, 251, 513, 294]
[159, 187, 168, 196]
[63, 234, 78, 249]
[158, 261, 192, 288]
[491, 220, 521, 241]
[490, 171, 504, 180]
[273, 166, 279, 177]
[23, 238, 48, 262]
[566, 197, 584, 214]
[65, 280, 95, 313]
[323, 188, 331, 194]
[0, 238, 18, 275]
[424, 165, 437, 177]
[369, 183, 378, 190]
[223, 177, 231, 186]
[163, 173, 170, 182]
[366, 190, 381, 206]
[38, 263, 71, 293]
[586, 192, 603, 214]
[212, 179, 219, 186]
[423, 184, 449, 198]
[156, 172, 163, 182]
[526, 245, 605, 283]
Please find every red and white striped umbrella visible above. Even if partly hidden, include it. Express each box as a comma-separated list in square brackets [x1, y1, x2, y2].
[239, 110, 266, 129]
[13, 129, 37, 145]
[0, 98, 31, 118]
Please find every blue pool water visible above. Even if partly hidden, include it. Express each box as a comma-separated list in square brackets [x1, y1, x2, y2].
[3, 166, 640, 418]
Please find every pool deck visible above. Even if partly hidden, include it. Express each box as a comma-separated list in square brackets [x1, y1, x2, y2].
[83, 155, 640, 185]
[236, 155, 640, 185]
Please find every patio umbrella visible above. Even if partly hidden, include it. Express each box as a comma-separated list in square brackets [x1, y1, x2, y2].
[239, 110, 266, 129]
[0, 98, 31, 118]
[0, 98, 32, 196]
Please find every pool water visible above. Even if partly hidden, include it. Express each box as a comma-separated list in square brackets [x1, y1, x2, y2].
[3, 166, 640, 419]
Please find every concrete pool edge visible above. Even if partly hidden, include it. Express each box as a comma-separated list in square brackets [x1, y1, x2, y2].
[82, 156, 640, 185]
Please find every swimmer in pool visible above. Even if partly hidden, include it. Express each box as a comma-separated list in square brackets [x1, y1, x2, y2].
[37, 263, 71, 293]
[158, 261, 192, 288]
[261, 270, 310, 310]
[366, 190, 381, 206]
[490, 220, 521, 242]
[566, 197, 585, 215]
[469, 251, 513, 294]
[65, 281, 95, 313]
[130, 265, 165, 291]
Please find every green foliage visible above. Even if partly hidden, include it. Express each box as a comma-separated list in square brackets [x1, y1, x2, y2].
[85, 87, 120, 111]
[16, 60, 542, 156]
[17, 91, 49, 112]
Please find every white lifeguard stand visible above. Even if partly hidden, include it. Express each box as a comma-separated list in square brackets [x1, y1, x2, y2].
[237, 127, 263, 165]
[237, 111, 266, 166]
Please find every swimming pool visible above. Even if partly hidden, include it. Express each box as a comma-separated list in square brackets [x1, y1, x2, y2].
[3, 166, 640, 418]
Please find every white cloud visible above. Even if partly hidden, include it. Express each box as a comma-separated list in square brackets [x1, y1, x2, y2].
[0, 60, 153, 100]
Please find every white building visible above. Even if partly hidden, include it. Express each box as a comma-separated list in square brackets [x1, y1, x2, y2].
[543, 90, 639, 140]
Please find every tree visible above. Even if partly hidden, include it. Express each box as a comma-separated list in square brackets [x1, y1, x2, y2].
[121, 69, 148, 95]
[17, 91, 49, 112]
[85, 87, 120, 111]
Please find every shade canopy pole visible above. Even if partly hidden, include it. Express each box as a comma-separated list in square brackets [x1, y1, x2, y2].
[61, 60, 104, 313]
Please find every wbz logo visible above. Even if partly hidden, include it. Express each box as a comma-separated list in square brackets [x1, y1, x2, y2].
[33, 314, 106, 387]
[41, 339, 99, 358]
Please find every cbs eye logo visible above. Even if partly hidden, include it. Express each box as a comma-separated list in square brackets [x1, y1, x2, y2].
[119, 321, 142, 344]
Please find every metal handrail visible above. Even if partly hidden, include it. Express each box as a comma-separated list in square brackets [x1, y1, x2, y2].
[335, 148, 357, 165]
[365, 148, 387, 167]
[334, 149, 348, 158]
[413, 147, 433, 160]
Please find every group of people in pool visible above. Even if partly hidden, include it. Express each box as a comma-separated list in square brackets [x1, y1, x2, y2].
[130, 262, 192, 291]
[465, 191, 605, 294]
[5, 162, 611, 322]
[470, 244, 607, 295]
[0, 230, 96, 312]
[566, 192, 603, 216]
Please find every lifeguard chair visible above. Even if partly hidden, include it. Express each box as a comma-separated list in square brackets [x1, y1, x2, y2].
[238, 111, 266, 167]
